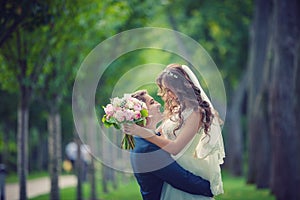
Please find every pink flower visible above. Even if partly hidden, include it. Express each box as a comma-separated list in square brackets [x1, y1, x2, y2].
[124, 110, 134, 121]
[125, 100, 134, 109]
[133, 104, 142, 111]
[103, 94, 148, 125]
[111, 97, 123, 107]
[133, 111, 141, 119]
[104, 104, 114, 116]
[114, 110, 125, 122]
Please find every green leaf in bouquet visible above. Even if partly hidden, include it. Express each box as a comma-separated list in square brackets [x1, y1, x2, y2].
[135, 118, 145, 126]
[103, 121, 113, 128]
[106, 117, 117, 124]
[134, 118, 143, 123]
[113, 123, 121, 129]
[142, 118, 147, 126]
[101, 115, 107, 123]
[140, 109, 148, 117]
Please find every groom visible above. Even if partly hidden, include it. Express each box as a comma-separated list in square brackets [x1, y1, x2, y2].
[131, 135, 213, 200]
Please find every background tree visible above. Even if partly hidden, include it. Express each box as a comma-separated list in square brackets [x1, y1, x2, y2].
[269, 0, 300, 199]
[37, 1, 83, 198]
[247, 0, 300, 199]
[246, 0, 272, 188]
[0, 1, 54, 199]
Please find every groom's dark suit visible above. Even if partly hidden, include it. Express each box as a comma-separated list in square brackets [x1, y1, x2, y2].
[131, 135, 213, 200]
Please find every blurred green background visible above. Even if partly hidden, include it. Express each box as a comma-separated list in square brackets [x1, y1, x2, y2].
[0, 0, 299, 200]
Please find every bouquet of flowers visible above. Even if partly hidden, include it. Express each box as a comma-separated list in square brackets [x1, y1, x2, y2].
[102, 94, 148, 150]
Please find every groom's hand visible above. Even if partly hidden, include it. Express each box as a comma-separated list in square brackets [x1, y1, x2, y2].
[122, 124, 139, 135]
[123, 124, 156, 138]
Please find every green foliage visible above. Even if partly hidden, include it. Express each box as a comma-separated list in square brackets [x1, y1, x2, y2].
[0, 90, 18, 172]
[0, 55, 18, 92]
[0, 0, 254, 176]
[0, 0, 53, 45]
[162, 0, 253, 92]
[0, 128, 17, 173]
[94, 0, 253, 111]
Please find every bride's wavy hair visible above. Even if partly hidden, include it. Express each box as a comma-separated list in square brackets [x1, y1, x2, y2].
[156, 63, 213, 137]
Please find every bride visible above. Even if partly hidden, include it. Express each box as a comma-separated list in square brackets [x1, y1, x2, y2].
[124, 64, 225, 199]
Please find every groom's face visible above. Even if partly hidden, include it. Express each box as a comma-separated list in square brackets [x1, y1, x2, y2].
[144, 94, 161, 116]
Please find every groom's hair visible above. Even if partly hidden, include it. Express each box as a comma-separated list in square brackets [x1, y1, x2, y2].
[131, 90, 147, 103]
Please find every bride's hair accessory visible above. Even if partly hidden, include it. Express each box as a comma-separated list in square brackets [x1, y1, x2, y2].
[164, 69, 178, 79]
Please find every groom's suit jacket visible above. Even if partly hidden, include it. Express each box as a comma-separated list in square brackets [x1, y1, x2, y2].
[130, 134, 213, 200]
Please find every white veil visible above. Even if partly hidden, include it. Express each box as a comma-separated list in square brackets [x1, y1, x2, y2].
[181, 65, 225, 164]
[182, 65, 225, 195]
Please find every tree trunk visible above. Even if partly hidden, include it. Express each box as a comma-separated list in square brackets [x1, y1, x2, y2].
[87, 117, 97, 200]
[2, 126, 9, 169]
[295, 33, 300, 200]
[252, 0, 273, 188]
[101, 147, 108, 193]
[17, 89, 29, 200]
[225, 72, 247, 176]
[247, 0, 272, 185]
[102, 165, 111, 193]
[48, 107, 62, 200]
[37, 137, 46, 171]
[253, 89, 271, 189]
[16, 26, 31, 200]
[269, 0, 300, 199]
[110, 131, 117, 190]
[295, 44, 300, 200]
[76, 135, 83, 200]
[101, 128, 111, 194]
[89, 157, 97, 200]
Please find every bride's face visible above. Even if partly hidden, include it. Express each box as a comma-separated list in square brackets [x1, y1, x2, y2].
[158, 83, 177, 103]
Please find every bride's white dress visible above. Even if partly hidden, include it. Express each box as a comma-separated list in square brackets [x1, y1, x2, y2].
[160, 109, 224, 200]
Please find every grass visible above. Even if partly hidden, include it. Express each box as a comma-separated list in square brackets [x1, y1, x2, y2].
[6, 171, 49, 183]
[30, 177, 142, 200]
[100, 180, 143, 200]
[215, 172, 275, 200]
[30, 171, 275, 200]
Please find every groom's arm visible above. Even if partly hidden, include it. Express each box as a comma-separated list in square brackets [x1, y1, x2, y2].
[152, 153, 213, 197]
[148, 133, 213, 197]
[132, 135, 213, 197]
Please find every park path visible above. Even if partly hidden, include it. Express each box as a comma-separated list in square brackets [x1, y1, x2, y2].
[5, 175, 77, 200]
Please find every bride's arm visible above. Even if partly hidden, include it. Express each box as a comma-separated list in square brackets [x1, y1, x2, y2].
[124, 111, 200, 155]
